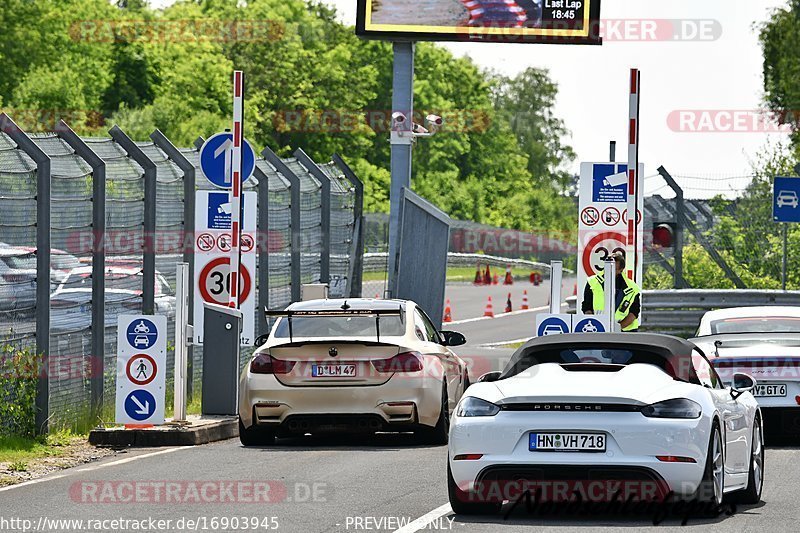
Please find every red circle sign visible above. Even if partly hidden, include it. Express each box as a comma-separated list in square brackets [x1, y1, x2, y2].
[217, 234, 232, 252]
[126, 353, 157, 386]
[198, 257, 251, 305]
[241, 234, 254, 253]
[581, 207, 600, 227]
[196, 233, 215, 252]
[622, 209, 642, 225]
[582, 232, 627, 278]
[601, 207, 620, 226]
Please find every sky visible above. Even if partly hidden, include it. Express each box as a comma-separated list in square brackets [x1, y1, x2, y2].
[326, 0, 793, 192]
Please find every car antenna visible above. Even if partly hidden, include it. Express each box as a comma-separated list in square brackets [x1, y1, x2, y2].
[714, 339, 722, 358]
[341, 301, 350, 310]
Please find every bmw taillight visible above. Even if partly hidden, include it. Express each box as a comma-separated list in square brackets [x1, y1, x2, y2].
[250, 353, 295, 374]
[372, 351, 423, 373]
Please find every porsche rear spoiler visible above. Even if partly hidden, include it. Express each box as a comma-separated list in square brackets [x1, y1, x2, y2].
[264, 304, 404, 342]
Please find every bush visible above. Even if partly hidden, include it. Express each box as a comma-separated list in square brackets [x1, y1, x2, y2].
[0, 345, 42, 438]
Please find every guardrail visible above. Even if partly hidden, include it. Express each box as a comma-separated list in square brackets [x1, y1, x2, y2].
[566, 289, 800, 336]
[363, 252, 572, 276]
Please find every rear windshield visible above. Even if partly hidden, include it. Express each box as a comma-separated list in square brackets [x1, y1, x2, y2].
[711, 317, 800, 334]
[273, 316, 405, 338]
[501, 347, 697, 383]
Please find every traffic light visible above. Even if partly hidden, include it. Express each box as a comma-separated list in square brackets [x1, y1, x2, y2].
[652, 223, 676, 248]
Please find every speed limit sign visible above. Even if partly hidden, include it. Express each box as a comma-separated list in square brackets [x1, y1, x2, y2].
[582, 232, 626, 278]
[193, 190, 257, 345]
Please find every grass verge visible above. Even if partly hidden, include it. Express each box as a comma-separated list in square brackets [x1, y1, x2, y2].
[0, 430, 80, 464]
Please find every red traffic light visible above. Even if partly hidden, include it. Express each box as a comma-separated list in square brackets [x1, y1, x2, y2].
[652, 224, 675, 248]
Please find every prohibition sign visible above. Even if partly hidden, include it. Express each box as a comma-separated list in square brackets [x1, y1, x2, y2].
[581, 207, 600, 227]
[582, 232, 627, 278]
[217, 234, 232, 252]
[196, 233, 215, 252]
[601, 207, 621, 226]
[241, 233, 254, 253]
[126, 353, 157, 386]
[622, 209, 643, 225]
[198, 257, 252, 305]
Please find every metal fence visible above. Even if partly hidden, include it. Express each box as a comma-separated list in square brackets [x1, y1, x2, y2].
[0, 113, 364, 433]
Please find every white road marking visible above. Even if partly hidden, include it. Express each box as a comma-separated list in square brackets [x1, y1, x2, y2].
[448, 304, 550, 325]
[476, 337, 532, 348]
[0, 447, 188, 493]
[392, 503, 452, 533]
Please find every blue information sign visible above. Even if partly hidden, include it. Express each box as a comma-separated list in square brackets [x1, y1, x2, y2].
[126, 318, 158, 349]
[199, 132, 256, 189]
[774, 176, 800, 223]
[574, 317, 606, 334]
[124, 390, 156, 421]
[537, 316, 570, 337]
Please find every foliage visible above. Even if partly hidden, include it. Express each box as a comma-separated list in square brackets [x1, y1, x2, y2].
[0, 0, 576, 231]
[0, 346, 42, 439]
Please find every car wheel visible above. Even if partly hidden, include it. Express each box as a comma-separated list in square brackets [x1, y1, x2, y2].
[448, 462, 501, 515]
[238, 417, 276, 447]
[696, 421, 724, 507]
[733, 416, 764, 504]
[417, 380, 449, 445]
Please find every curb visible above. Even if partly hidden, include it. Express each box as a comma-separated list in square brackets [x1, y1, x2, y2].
[89, 417, 238, 447]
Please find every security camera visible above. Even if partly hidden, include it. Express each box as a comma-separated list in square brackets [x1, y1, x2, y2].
[412, 123, 429, 135]
[391, 112, 406, 126]
[425, 114, 443, 127]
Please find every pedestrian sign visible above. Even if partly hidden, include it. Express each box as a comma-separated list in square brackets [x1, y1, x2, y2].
[116, 315, 166, 425]
[774, 177, 800, 223]
[199, 132, 256, 189]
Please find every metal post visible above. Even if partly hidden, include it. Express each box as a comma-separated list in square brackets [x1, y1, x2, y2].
[609, 141, 616, 162]
[332, 154, 364, 298]
[253, 164, 270, 332]
[627, 69, 641, 283]
[294, 148, 330, 284]
[388, 41, 415, 297]
[1, 114, 51, 434]
[603, 259, 616, 332]
[54, 119, 105, 423]
[174, 263, 189, 422]
[228, 71, 245, 309]
[783, 223, 788, 291]
[151, 129, 196, 400]
[262, 147, 301, 302]
[657, 166, 685, 289]
[549, 261, 562, 314]
[109, 126, 156, 314]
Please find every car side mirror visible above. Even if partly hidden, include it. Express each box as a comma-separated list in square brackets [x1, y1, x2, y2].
[731, 372, 756, 399]
[439, 330, 466, 347]
[254, 333, 270, 347]
[477, 371, 501, 383]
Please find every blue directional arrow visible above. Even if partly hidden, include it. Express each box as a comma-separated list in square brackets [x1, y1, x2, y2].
[124, 390, 155, 421]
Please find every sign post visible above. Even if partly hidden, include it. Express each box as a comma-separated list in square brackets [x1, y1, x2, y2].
[173, 263, 189, 422]
[773, 176, 800, 290]
[115, 315, 167, 426]
[549, 260, 562, 314]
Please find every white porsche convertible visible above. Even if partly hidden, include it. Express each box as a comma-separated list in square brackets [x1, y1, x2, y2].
[448, 334, 763, 514]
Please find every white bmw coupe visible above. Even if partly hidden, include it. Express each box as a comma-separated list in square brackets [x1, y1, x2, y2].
[448, 334, 763, 514]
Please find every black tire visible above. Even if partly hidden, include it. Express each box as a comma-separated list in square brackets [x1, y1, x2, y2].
[448, 462, 501, 515]
[733, 416, 764, 504]
[238, 417, 276, 446]
[695, 421, 724, 507]
[417, 381, 450, 445]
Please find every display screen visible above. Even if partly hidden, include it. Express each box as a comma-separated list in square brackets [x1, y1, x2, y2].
[356, 0, 602, 44]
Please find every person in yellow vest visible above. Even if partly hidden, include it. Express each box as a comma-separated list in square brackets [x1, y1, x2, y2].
[581, 251, 641, 332]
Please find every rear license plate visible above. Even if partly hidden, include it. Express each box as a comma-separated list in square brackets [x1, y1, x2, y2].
[312, 364, 356, 377]
[529, 432, 606, 452]
[755, 384, 787, 397]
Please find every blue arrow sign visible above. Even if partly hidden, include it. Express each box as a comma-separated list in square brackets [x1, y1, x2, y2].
[574, 317, 606, 334]
[124, 390, 156, 421]
[199, 132, 256, 189]
[774, 176, 800, 223]
[126, 318, 158, 349]
[537, 316, 570, 337]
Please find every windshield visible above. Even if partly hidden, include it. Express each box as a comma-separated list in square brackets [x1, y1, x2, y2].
[501, 346, 697, 383]
[1, 254, 36, 269]
[273, 316, 405, 338]
[711, 317, 800, 334]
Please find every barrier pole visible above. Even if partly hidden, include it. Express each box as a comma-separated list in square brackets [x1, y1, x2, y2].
[174, 263, 189, 422]
[229, 70, 244, 308]
[549, 261, 562, 314]
[603, 259, 616, 332]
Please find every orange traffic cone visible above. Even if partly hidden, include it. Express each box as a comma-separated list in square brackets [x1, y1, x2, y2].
[521, 290, 529, 310]
[492, 273, 499, 285]
[483, 296, 495, 318]
[473, 265, 483, 285]
[483, 265, 492, 285]
[503, 265, 513, 285]
[505, 293, 513, 313]
[443, 299, 453, 323]
[573, 283, 578, 296]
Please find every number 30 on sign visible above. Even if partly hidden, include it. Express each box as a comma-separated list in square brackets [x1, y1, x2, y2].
[198, 257, 252, 305]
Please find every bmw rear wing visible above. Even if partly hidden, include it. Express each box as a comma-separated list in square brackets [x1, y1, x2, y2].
[264, 305, 404, 342]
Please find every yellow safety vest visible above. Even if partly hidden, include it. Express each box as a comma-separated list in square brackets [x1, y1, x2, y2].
[587, 273, 641, 331]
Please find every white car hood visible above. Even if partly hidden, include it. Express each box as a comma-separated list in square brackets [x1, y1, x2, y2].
[476, 363, 690, 405]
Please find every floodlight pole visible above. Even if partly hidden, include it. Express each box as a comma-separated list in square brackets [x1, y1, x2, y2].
[387, 41, 415, 297]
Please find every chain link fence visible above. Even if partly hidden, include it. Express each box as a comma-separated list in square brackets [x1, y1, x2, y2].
[0, 113, 364, 433]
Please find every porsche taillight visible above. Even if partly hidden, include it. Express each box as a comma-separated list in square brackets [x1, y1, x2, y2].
[250, 353, 295, 374]
[371, 351, 423, 373]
